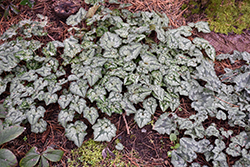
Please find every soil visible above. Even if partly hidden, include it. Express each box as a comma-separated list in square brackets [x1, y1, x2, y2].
[0, 0, 249, 167]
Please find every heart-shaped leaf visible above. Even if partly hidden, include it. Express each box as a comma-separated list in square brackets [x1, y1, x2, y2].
[65, 121, 87, 147]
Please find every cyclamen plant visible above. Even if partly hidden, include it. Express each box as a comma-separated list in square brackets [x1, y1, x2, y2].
[1, 0, 250, 166]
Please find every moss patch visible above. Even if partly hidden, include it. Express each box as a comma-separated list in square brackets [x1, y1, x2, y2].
[67, 139, 134, 167]
[183, 0, 250, 34]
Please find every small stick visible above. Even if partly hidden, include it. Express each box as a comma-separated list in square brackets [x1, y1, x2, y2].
[123, 112, 130, 135]
[47, 34, 55, 41]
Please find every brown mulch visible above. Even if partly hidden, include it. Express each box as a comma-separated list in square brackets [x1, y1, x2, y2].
[0, 0, 250, 167]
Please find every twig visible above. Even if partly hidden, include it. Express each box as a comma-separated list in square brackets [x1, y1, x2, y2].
[214, 95, 239, 107]
[123, 113, 130, 135]
[47, 34, 55, 41]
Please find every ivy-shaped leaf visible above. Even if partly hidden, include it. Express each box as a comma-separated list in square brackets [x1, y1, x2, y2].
[105, 77, 123, 92]
[143, 97, 157, 115]
[119, 43, 142, 62]
[87, 86, 106, 103]
[127, 84, 152, 104]
[121, 93, 137, 116]
[153, 113, 177, 135]
[26, 105, 46, 125]
[58, 94, 73, 109]
[30, 119, 47, 133]
[92, 118, 117, 142]
[84, 67, 102, 86]
[43, 92, 58, 105]
[58, 109, 75, 128]
[134, 109, 152, 128]
[83, 107, 99, 125]
[69, 96, 87, 114]
[100, 32, 122, 50]
[63, 36, 82, 58]
[66, 8, 87, 26]
[65, 121, 87, 147]
[69, 79, 89, 98]
[42, 41, 64, 57]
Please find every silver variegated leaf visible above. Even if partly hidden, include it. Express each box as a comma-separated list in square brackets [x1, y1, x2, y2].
[63, 36, 82, 58]
[83, 107, 99, 125]
[119, 43, 142, 62]
[194, 21, 211, 33]
[26, 105, 46, 125]
[205, 124, 220, 137]
[143, 97, 157, 115]
[19, 70, 38, 82]
[58, 94, 73, 109]
[69, 79, 89, 98]
[69, 96, 86, 114]
[36, 66, 52, 77]
[105, 77, 123, 92]
[5, 107, 26, 125]
[103, 48, 119, 58]
[127, 84, 152, 104]
[87, 86, 106, 103]
[85, 67, 102, 86]
[134, 109, 151, 128]
[66, 8, 87, 26]
[120, 93, 136, 116]
[65, 121, 87, 147]
[30, 119, 47, 133]
[43, 93, 58, 105]
[58, 109, 75, 128]
[100, 32, 122, 50]
[92, 118, 117, 142]
[153, 113, 177, 135]
[42, 41, 64, 57]
[192, 37, 215, 61]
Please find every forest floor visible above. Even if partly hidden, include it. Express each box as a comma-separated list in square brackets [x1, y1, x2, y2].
[0, 0, 250, 166]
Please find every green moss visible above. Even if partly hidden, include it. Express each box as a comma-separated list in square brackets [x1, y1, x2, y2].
[182, 0, 250, 34]
[67, 139, 134, 167]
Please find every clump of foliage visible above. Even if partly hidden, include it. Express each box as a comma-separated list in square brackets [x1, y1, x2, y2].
[19, 146, 63, 167]
[1, 0, 250, 166]
[183, 0, 250, 34]
[68, 139, 132, 166]
[0, 119, 25, 167]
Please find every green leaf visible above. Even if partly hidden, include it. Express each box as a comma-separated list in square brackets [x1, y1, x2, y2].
[170, 133, 177, 142]
[65, 121, 87, 147]
[0, 124, 25, 145]
[19, 147, 40, 167]
[0, 149, 18, 167]
[39, 156, 49, 167]
[42, 147, 63, 162]
[92, 118, 117, 142]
